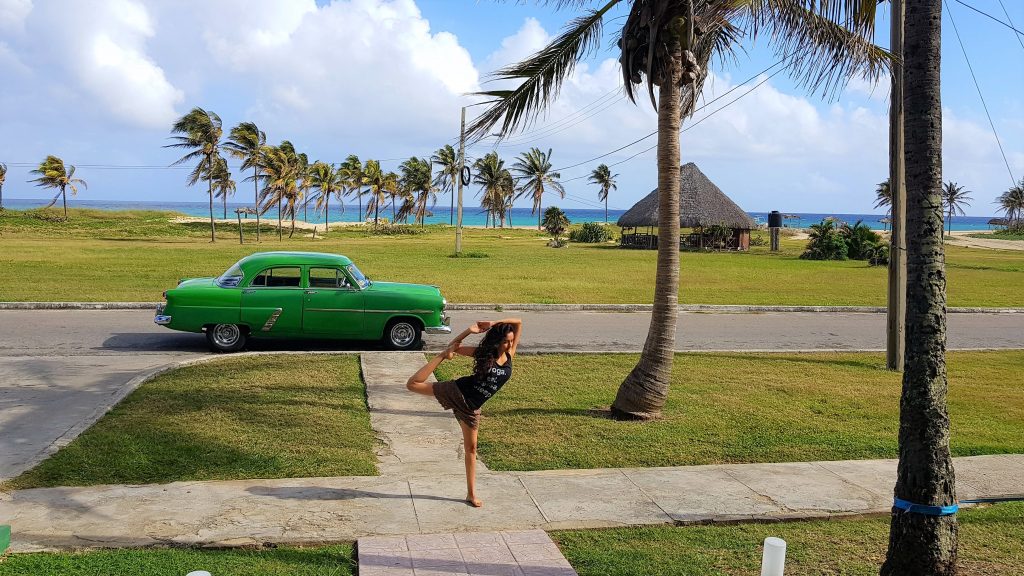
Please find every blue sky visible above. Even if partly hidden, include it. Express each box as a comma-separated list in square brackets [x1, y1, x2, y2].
[1, 0, 1021, 216]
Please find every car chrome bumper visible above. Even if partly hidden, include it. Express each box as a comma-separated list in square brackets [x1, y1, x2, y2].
[154, 304, 172, 325]
[425, 313, 451, 334]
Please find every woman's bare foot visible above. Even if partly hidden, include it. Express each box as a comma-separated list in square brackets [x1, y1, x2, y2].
[467, 494, 483, 508]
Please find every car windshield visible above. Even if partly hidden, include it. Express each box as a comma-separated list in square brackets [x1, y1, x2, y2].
[346, 263, 369, 289]
[216, 263, 244, 288]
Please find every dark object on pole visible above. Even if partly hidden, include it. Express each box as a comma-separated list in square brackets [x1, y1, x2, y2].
[769, 211, 782, 251]
[887, 0, 907, 372]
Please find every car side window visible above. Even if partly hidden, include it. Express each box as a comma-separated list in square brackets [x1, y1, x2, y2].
[250, 267, 302, 288]
[309, 268, 343, 288]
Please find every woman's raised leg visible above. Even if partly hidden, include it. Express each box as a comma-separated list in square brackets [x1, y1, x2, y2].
[459, 419, 482, 507]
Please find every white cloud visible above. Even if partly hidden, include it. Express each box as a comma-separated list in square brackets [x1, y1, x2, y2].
[0, 0, 31, 33]
[22, 0, 183, 128]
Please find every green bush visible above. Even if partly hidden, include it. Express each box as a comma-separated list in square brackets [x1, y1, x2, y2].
[800, 220, 848, 260]
[868, 244, 890, 266]
[841, 220, 883, 260]
[368, 223, 427, 236]
[569, 222, 615, 243]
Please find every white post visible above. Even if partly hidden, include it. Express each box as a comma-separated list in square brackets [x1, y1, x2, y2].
[760, 537, 786, 576]
[186, 572, 212, 576]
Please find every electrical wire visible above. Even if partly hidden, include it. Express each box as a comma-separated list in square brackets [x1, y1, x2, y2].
[945, 0, 1018, 187]
[996, 0, 1024, 50]
[954, 0, 1024, 38]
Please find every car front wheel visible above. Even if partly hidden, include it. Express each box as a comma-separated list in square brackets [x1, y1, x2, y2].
[384, 319, 422, 351]
[206, 323, 247, 352]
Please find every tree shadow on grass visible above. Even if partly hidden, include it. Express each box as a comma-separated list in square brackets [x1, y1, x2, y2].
[247, 485, 464, 504]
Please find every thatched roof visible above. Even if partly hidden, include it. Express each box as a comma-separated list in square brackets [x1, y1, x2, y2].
[988, 217, 1008, 226]
[616, 163, 756, 229]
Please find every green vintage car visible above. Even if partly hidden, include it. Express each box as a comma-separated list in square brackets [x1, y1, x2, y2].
[155, 251, 451, 352]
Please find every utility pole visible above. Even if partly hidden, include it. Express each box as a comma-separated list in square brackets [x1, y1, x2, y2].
[887, 0, 907, 372]
[455, 106, 466, 255]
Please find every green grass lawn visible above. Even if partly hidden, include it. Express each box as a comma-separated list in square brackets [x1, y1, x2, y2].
[969, 230, 1024, 241]
[2, 208, 1022, 306]
[4, 355, 377, 490]
[3, 504, 1019, 575]
[0, 544, 355, 576]
[434, 351, 1024, 471]
[556, 502, 1024, 575]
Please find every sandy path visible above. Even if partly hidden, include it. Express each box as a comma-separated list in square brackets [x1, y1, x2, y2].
[945, 230, 1024, 251]
[170, 216, 541, 231]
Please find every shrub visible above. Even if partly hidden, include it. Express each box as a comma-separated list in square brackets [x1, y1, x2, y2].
[569, 222, 615, 243]
[542, 206, 570, 247]
[800, 220, 848, 260]
[841, 220, 883, 260]
[368, 223, 427, 236]
[749, 233, 768, 247]
[868, 244, 890, 266]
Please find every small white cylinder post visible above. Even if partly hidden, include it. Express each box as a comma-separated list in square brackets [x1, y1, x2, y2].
[760, 537, 786, 576]
[186, 571, 212, 576]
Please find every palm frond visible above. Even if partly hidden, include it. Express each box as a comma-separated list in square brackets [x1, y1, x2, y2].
[467, 0, 620, 141]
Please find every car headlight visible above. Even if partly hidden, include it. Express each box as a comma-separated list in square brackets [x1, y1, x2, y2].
[441, 297, 447, 310]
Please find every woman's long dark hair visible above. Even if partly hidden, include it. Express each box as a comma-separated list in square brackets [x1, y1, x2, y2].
[473, 322, 513, 381]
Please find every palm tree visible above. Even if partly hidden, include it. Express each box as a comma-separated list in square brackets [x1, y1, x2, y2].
[166, 107, 223, 242]
[340, 155, 364, 222]
[882, 1, 958, 573]
[309, 161, 343, 233]
[209, 156, 235, 219]
[511, 147, 565, 230]
[941, 181, 972, 237]
[0, 161, 7, 208]
[223, 122, 267, 242]
[400, 157, 437, 226]
[589, 164, 618, 223]
[875, 178, 892, 215]
[258, 144, 300, 240]
[28, 156, 87, 219]
[467, 0, 887, 421]
[474, 152, 515, 228]
[997, 179, 1024, 232]
[542, 205, 570, 245]
[362, 160, 396, 228]
[432, 144, 460, 224]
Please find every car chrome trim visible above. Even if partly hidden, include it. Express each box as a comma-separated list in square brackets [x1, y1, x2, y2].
[305, 308, 362, 313]
[261, 308, 283, 332]
[364, 309, 434, 314]
[154, 315, 172, 325]
[425, 325, 453, 335]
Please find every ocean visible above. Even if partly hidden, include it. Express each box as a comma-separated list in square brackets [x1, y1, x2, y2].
[1, 198, 1002, 231]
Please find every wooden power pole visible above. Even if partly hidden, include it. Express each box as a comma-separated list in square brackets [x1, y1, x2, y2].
[455, 106, 466, 255]
[887, 0, 907, 372]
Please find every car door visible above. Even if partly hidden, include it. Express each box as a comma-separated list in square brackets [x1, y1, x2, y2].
[240, 266, 304, 334]
[302, 267, 364, 337]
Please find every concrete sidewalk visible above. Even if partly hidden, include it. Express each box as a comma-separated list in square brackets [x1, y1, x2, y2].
[1, 454, 1021, 553]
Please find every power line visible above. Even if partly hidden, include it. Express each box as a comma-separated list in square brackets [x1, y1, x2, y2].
[482, 87, 624, 146]
[996, 0, 1024, 50]
[945, 0, 1018, 187]
[954, 0, 1024, 38]
[486, 88, 626, 148]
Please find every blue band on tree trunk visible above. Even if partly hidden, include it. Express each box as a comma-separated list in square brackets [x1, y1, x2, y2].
[893, 498, 959, 516]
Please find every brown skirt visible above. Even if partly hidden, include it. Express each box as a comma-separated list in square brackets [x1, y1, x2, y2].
[433, 380, 481, 430]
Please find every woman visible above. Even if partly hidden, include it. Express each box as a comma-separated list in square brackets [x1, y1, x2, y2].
[406, 318, 522, 507]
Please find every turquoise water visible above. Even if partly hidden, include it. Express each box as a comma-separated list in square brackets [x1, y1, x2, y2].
[2, 199, 1001, 231]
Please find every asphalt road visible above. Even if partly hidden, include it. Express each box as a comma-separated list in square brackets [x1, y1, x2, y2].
[2, 309, 1022, 480]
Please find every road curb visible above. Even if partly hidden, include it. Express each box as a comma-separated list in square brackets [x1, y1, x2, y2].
[1, 301, 1021, 314]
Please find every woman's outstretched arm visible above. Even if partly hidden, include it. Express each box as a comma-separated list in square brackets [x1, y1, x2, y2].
[448, 321, 491, 356]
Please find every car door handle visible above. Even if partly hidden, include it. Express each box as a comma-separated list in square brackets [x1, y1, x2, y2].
[304, 290, 318, 294]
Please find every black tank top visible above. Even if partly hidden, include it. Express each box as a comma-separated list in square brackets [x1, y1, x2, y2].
[456, 357, 512, 410]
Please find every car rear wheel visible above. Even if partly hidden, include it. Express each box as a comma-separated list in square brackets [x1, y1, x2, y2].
[384, 318, 422, 351]
[206, 323, 247, 352]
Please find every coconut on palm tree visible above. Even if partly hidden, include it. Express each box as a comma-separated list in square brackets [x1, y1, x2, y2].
[941, 181, 972, 237]
[223, 122, 267, 242]
[340, 155, 364, 222]
[166, 107, 223, 242]
[589, 163, 618, 223]
[466, 0, 887, 421]
[28, 156, 87, 220]
[400, 156, 437, 226]
[431, 144, 460, 224]
[511, 147, 564, 230]
[309, 161, 343, 233]
[209, 156, 235, 219]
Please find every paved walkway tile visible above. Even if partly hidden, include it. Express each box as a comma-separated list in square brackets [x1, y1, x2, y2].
[358, 529, 577, 576]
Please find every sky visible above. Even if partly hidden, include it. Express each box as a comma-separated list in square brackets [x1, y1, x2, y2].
[1, 0, 1022, 216]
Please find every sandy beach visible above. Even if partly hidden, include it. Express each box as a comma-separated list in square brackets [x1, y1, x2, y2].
[170, 216, 543, 232]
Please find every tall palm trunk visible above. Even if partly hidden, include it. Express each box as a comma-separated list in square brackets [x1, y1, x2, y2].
[325, 194, 330, 233]
[946, 206, 952, 237]
[254, 167, 260, 243]
[611, 34, 683, 420]
[605, 195, 608, 223]
[1, 182, 5, 209]
[290, 208, 296, 238]
[537, 197, 542, 230]
[277, 198, 283, 240]
[357, 189, 362, 224]
[391, 197, 396, 221]
[207, 154, 216, 242]
[450, 187, 455, 225]
[223, 193, 227, 220]
[374, 201, 379, 228]
[881, 1, 958, 573]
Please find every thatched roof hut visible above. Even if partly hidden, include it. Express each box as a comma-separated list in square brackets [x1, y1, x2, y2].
[616, 163, 757, 230]
[988, 217, 1008, 227]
